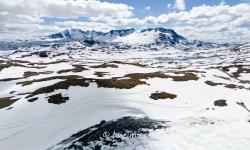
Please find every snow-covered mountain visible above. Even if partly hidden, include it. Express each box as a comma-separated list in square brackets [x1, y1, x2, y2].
[48, 29, 103, 39]
[0, 27, 233, 50]
[113, 28, 190, 48]
[47, 27, 223, 50]
[96, 28, 135, 41]
[48, 28, 135, 40]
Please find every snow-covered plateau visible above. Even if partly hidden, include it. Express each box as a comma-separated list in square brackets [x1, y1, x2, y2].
[0, 28, 250, 150]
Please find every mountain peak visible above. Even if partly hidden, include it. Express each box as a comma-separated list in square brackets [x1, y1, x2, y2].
[46, 27, 222, 49]
[141, 27, 175, 33]
[104, 28, 135, 37]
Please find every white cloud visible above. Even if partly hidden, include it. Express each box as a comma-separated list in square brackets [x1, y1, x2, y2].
[167, 4, 172, 9]
[137, 3, 250, 42]
[0, 0, 133, 20]
[0, 0, 250, 42]
[145, 6, 151, 11]
[0, 0, 133, 39]
[54, 21, 113, 32]
[220, 0, 226, 5]
[174, 0, 186, 10]
[0, 21, 114, 40]
[0, 24, 62, 40]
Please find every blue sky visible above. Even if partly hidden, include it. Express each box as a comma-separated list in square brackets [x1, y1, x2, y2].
[100, 0, 240, 18]
[0, 0, 250, 42]
[42, 0, 243, 24]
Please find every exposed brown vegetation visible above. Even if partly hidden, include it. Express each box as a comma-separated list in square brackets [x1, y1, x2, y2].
[47, 93, 69, 104]
[10, 91, 16, 94]
[0, 77, 24, 82]
[205, 80, 241, 89]
[110, 61, 147, 67]
[96, 71, 198, 89]
[124, 72, 199, 81]
[10, 60, 30, 64]
[96, 78, 146, 89]
[0, 63, 12, 71]
[27, 97, 39, 102]
[0, 63, 25, 71]
[232, 66, 250, 78]
[224, 84, 238, 89]
[0, 62, 45, 71]
[175, 70, 206, 74]
[150, 92, 177, 100]
[17, 92, 32, 96]
[0, 97, 19, 109]
[26, 76, 89, 98]
[23, 71, 42, 78]
[17, 75, 82, 86]
[57, 69, 74, 74]
[221, 65, 250, 78]
[91, 63, 118, 68]
[28, 60, 68, 66]
[214, 99, 227, 107]
[94, 71, 108, 77]
[23, 71, 39, 78]
[205, 81, 222, 86]
[57, 65, 88, 74]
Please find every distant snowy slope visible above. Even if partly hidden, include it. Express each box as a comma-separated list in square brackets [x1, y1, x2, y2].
[0, 27, 234, 50]
[96, 28, 135, 41]
[47, 27, 221, 49]
[48, 29, 103, 39]
[114, 28, 188, 45]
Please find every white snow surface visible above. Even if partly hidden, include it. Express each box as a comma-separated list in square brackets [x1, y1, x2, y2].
[114, 31, 159, 44]
[0, 41, 250, 150]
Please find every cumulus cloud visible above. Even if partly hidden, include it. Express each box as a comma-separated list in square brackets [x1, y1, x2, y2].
[0, 24, 62, 40]
[0, 21, 114, 40]
[0, 0, 250, 42]
[0, 0, 133, 21]
[54, 21, 113, 32]
[174, 0, 186, 10]
[138, 3, 250, 42]
[0, 0, 133, 39]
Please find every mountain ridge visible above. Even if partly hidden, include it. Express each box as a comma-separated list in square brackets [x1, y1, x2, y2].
[0, 27, 233, 50]
[47, 27, 223, 50]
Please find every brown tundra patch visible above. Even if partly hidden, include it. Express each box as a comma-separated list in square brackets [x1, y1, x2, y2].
[47, 93, 69, 104]
[150, 92, 177, 100]
[214, 99, 227, 107]
[0, 97, 19, 109]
